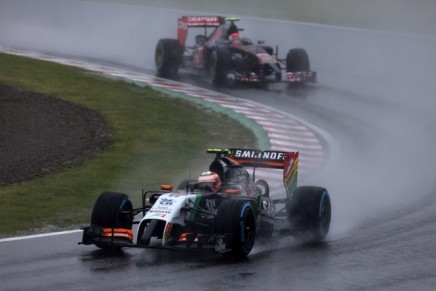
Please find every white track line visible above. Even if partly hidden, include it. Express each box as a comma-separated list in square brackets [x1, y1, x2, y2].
[0, 230, 82, 243]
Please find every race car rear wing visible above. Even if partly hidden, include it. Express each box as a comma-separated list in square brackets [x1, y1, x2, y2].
[207, 148, 299, 198]
[178, 16, 225, 47]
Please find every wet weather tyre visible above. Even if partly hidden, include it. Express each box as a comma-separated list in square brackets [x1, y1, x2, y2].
[155, 38, 183, 78]
[91, 192, 133, 250]
[216, 199, 256, 257]
[286, 186, 331, 243]
[286, 48, 310, 72]
[209, 48, 231, 86]
[91, 192, 133, 228]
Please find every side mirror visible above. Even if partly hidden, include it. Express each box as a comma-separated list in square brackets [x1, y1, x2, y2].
[161, 185, 174, 191]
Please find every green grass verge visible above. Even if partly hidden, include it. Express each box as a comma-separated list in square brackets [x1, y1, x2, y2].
[0, 53, 258, 236]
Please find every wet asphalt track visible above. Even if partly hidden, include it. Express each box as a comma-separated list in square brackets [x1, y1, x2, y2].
[1, 1, 436, 290]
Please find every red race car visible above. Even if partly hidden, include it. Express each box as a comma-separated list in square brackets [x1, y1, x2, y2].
[155, 16, 316, 86]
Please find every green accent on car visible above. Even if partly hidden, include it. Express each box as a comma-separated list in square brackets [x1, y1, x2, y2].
[187, 194, 203, 222]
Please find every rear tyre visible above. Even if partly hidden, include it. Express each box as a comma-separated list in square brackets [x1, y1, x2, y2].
[155, 38, 183, 78]
[216, 199, 256, 257]
[286, 48, 310, 72]
[91, 192, 134, 250]
[286, 186, 331, 243]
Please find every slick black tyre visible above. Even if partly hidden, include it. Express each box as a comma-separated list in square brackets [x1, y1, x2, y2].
[286, 186, 331, 243]
[91, 192, 133, 228]
[91, 192, 133, 250]
[155, 38, 183, 78]
[209, 48, 231, 86]
[255, 179, 270, 197]
[286, 48, 310, 72]
[216, 199, 256, 257]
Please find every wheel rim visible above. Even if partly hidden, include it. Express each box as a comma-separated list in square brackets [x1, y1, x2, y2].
[319, 193, 331, 234]
[240, 204, 256, 253]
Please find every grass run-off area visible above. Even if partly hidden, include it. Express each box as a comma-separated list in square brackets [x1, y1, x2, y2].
[0, 53, 258, 237]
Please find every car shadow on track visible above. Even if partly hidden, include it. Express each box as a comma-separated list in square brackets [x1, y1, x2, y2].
[78, 245, 254, 273]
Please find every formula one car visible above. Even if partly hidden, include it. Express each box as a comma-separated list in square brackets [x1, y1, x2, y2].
[80, 148, 331, 257]
[155, 16, 316, 86]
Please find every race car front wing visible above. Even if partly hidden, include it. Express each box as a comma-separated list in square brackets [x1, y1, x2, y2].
[80, 225, 236, 253]
[286, 71, 317, 83]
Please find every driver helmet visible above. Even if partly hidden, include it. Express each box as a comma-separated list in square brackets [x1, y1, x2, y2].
[229, 32, 241, 47]
[198, 171, 222, 192]
[229, 32, 240, 41]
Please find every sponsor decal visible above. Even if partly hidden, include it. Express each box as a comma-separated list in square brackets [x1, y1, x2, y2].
[187, 16, 220, 25]
[206, 199, 217, 212]
[148, 209, 171, 214]
[215, 238, 226, 252]
[149, 199, 174, 214]
[232, 149, 285, 161]
[160, 198, 173, 206]
[148, 212, 168, 218]
[260, 200, 275, 217]
[201, 199, 217, 218]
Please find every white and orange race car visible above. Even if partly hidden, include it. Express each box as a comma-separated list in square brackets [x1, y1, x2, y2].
[80, 148, 331, 257]
[155, 16, 316, 86]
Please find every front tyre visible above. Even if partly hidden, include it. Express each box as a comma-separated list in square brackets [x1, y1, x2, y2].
[91, 191, 134, 250]
[286, 48, 310, 72]
[155, 38, 183, 78]
[216, 199, 256, 257]
[286, 186, 331, 243]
